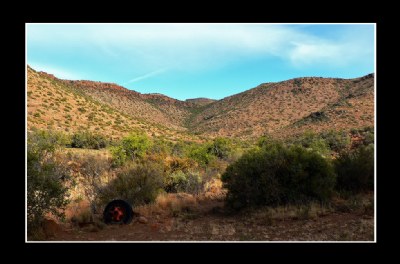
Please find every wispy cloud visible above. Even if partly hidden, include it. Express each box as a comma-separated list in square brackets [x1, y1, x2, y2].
[123, 68, 167, 85]
[28, 62, 81, 80]
[27, 24, 374, 82]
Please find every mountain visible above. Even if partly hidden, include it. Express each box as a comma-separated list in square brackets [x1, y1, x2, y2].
[185, 98, 216, 107]
[27, 66, 374, 140]
[189, 74, 374, 138]
[27, 66, 198, 141]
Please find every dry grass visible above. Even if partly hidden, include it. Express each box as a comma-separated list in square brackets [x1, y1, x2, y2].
[135, 193, 199, 218]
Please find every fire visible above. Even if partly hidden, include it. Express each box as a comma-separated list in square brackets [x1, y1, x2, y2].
[112, 206, 124, 221]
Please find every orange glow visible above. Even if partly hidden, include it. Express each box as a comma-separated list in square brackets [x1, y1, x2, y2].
[112, 206, 124, 221]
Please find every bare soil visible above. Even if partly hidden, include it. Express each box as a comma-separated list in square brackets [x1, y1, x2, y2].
[49, 199, 374, 242]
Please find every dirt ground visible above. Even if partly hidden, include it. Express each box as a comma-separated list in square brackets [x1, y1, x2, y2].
[48, 198, 374, 242]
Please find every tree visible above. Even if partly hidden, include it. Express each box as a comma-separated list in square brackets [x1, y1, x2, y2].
[207, 137, 233, 159]
[335, 144, 374, 192]
[121, 133, 151, 160]
[27, 130, 71, 235]
[188, 144, 215, 166]
[110, 133, 151, 166]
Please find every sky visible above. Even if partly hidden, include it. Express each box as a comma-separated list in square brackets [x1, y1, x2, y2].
[26, 23, 375, 101]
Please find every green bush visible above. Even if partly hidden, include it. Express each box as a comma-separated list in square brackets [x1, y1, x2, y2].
[320, 130, 351, 153]
[99, 161, 164, 206]
[207, 137, 233, 159]
[335, 144, 374, 192]
[291, 131, 331, 157]
[222, 143, 336, 209]
[188, 144, 215, 166]
[350, 126, 374, 146]
[109, 145, 127, 167]
[27, 130, 71, 235]
[165, 170, 203, 194]
[171, 141, 189, 157]
[151, 138, 173, 155]
[28, 128, 70, 150]
[121, 133, 151, 160]
[70, 131, 108, 149]
[109, 133, 151, 166]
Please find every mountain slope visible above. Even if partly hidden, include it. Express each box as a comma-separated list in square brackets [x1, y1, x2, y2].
[27, 66, 374, 140]
[60, 81, 216, 131]
[27, 66, 200, 141]
[62, 80, 189, 131]
[189, 74, 374, 138]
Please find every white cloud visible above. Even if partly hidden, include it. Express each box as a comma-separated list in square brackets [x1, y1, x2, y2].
[289, 42, 342, 66]
[28, 62, 81, 80]
[123, 68, 167, 84]
[27, 24, 374, 72]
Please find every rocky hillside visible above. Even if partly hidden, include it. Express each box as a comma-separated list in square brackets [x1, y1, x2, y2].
[189, 74, 374, 138]
[27, 66, 199, 141]
[27, 66, 374, 140]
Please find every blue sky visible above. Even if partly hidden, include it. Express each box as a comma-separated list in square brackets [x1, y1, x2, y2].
[27, 23, 375, 100]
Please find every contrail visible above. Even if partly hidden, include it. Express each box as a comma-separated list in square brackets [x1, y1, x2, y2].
[124, 68, 167, 85]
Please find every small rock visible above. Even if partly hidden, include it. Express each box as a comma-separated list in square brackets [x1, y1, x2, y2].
[138, 216, 148, 224]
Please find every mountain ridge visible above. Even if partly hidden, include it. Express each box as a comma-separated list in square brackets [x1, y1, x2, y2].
[27, 65, 374, 140]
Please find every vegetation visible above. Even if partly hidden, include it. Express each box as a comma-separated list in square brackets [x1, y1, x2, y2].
[109, 133, 151, 166]
[222, 142, 336, 209]
[335, 144, 374, 192]
[27, 130, 71, 236]
[70, 130, 108, 149]
[289, 131, 332, 157]
[99, 161, 164, 206]
[76, 155, 111, 214]
[320, 130, 351, 153]
[207, 137, 233, 159]
[26, 66, 375, 241]
[121, 133, 151, 160]
[188, 144, 216, 166]
[165, 170, 203, 194]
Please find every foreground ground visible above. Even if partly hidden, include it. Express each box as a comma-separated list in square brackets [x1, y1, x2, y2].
[46, 193, 374, 242]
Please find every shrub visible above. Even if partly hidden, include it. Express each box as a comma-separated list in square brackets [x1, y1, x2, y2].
[207, 137, 233, 159]
[164, 156, 197, 174]
[27, 130, 71, 235]
[99, 161, 164, 207]
[291, 131, 331, 157]
[221, 143, 336, 209]
[78, 156, 111, 214]
[121, 133, 151, 160]
[70, 131, 108, 149]
[171, 141, 190, 157]
[28, 129, 70, 151]
[350, 126, 374, 147]
[109, 133, 151, 166]
[335, 144, 374, 192]
[321, 130, 351, 153]
[188, 144, 215, 166]
[109, 145, 127, 167]
[151, 138, 173, 156]
[165, 170, 203, 194]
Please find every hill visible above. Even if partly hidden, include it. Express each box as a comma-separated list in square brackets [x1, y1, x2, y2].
[27, 66, 200, 142]
[189, 74, 374, 138]
[27, 66, 374, 140]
